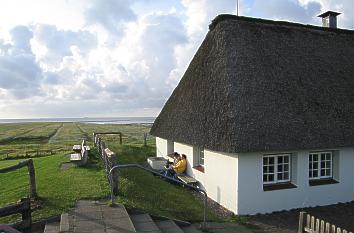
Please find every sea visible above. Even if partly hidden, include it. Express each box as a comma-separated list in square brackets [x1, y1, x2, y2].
[0, 117, 156, 125]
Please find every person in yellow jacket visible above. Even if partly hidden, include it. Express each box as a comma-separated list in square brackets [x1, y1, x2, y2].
[165, 154, 187, 178]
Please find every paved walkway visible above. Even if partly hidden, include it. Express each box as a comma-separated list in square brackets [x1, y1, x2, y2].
[70, 201, 135, 233]
[69, 200, 255, 233]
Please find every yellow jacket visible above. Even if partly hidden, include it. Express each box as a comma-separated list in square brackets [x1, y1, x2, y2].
[173, 159, 186, 174]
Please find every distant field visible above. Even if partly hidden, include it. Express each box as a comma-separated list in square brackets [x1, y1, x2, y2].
[0, 122, 153, 160]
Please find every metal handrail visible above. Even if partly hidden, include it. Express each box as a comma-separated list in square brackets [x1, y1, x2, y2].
[109, 164, 208, 230]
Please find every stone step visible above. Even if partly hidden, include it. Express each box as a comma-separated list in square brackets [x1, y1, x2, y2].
[181, 225, 204, 233]
[155, 220, 184, 233]
[130, 214, 161, 233]
[71, 200, 136, 233]
[44, 221, 59, 233]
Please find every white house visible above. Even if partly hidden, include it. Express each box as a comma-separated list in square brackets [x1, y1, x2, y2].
[150, 12, 354, 215]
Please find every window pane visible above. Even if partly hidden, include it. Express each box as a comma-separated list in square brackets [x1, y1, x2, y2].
[269, 174, 274, 181]
[263, 166, 268, 173]
[284, 156, 289, 163]
[321, 161, 325, 169]
[321, 153, 326, 161]
[263, 157, 268, 164]
[313, 170, 318, 177]
[313, 162, 318, 169]
[277, 173, 283, 180]
[309, 171, 312, 178]
[269, 166, 274, 173]
[284, 172, 289, 180]
[278, 165, 283, 172]
[321, 169, 325, 176]
[263, 175, 268, 182]
[278, 156, 283, 163]
[326, 153, 331, 160]
[269, 157, 274, 165]
[313, 154, 318, 161]
[326, 161, 330, 168]
[284, 164, 289, 172]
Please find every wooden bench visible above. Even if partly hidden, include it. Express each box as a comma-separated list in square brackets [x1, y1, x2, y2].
[177, 174, 198, 186]
[70, 140, 88, 165]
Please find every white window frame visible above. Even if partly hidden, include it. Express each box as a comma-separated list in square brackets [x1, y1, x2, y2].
[309, 151, 332, 180]
[263, 154, 291, 185]
[198, 147, 204, 166]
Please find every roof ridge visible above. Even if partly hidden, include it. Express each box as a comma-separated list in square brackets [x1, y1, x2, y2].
[209, 14, 354, 35]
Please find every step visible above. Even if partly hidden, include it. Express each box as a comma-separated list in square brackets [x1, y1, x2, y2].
[181, 225, 204, 233]
[130, 214, 161, 233]
[155, 220, 184, 233]
[44, 221, 60, 233]
[71, 200, 136, 233]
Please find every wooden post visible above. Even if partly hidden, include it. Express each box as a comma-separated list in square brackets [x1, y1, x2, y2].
[21, 198, 32, 233]
[27, 159, 37, 199]
[143, 133, 147, 147]
[298, 211, 305, 233]
[119, 133, 122, 145]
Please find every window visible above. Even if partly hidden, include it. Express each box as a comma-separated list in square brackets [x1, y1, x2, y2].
[263, 154, 290, 184]
[309, 152, 332, 179]
[198, 147, 204, 166]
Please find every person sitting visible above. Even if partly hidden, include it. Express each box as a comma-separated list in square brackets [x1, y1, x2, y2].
[166, 152, 180, 168]
[165, 154, 187, 178]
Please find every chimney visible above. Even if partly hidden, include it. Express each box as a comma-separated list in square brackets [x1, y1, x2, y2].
[318, 11, 341, 29]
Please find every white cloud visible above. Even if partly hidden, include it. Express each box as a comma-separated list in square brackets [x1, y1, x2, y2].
[0, 0, 353, 118]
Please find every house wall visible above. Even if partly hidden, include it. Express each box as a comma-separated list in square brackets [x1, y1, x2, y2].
[237, 147, 354, 215]
[155, 137, 238, 213]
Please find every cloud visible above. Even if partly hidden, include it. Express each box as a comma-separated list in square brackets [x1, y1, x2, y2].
[10, 26, 33, 53]
[85, 0, 136, 36]
[32, 24, 97, 65]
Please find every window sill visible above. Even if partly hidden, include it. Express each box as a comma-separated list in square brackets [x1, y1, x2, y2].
[263, 182, 297, 191]
[193, 165, 205, 173]
[309, 178, 339, 186]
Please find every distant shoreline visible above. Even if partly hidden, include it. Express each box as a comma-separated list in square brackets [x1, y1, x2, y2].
[0, 117, 156, 124]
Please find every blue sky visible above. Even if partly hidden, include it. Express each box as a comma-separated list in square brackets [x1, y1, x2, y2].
[0, 0, 353, 118]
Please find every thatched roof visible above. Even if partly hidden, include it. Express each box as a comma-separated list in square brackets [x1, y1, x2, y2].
[150, 14, 354, 153]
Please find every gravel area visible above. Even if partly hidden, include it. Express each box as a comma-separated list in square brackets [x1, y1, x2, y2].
[248, 201, 354, 233]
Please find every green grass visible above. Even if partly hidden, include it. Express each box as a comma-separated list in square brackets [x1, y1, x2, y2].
[0, 122, 216, 224]
[0, 153, 108, 223]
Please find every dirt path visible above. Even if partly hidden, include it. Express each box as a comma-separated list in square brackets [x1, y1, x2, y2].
[48, 124, 64, 144]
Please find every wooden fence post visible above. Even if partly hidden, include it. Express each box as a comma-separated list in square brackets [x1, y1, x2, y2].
[298, 211, 305, 233]
[119, 133, 122, 145]
[143, 133, 147, 147]
[27, 159, 37, 199]
[21, 198, 32, 233]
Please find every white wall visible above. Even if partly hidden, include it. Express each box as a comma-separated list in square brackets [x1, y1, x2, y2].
[237, 148, 354, 215]
[156, 137, 168, 157]
[155, 137, 238, 213]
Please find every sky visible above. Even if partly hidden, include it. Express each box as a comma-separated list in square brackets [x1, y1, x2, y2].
[0, 0, 353, 119]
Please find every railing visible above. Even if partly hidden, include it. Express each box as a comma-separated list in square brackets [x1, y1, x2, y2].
[298, 211, 353, 233]
[0, 198, 32, 233]
[109, 164, 208, 230]
[0, 159, 37, 199]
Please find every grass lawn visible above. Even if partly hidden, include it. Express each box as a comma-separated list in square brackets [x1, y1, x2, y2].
[0, 153, 108, 223]
[0, 123, 217, 224]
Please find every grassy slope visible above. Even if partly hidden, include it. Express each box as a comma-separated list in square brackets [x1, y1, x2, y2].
[0, 153, 108, 222]
[0, 123, 216, 224]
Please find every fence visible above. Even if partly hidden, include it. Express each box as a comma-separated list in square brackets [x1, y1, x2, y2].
[298, 211, 353, 233]
[0, 198, 32, 233]
[0, 159, 37, 199]
[93, 135, 118, 195]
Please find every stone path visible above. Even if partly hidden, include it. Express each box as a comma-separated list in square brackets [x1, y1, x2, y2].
[69, 201, 135, 233]
[45, 200, 256, 233]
